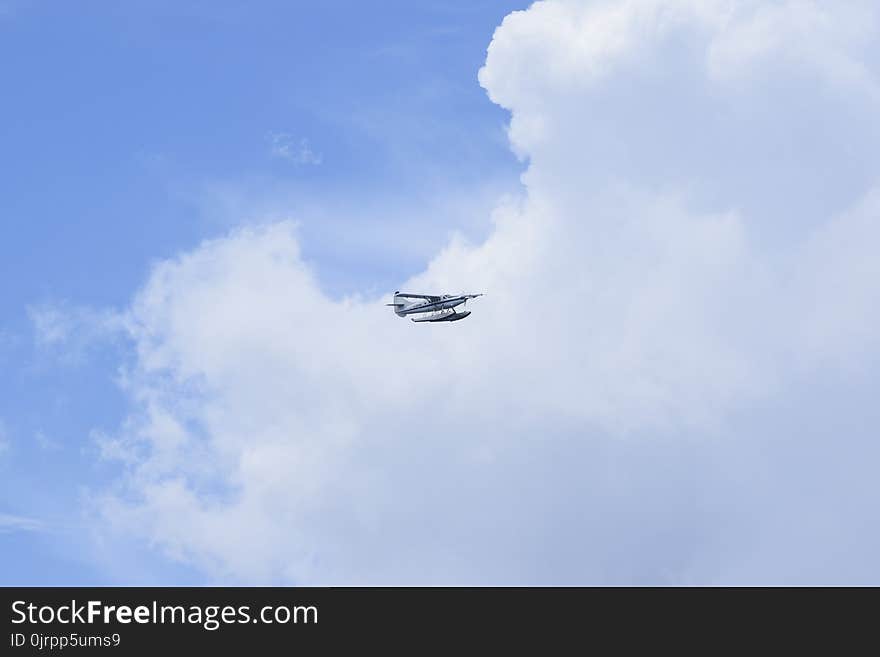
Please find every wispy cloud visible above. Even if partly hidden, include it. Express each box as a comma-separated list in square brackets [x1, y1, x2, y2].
[0, 513, 42, 534]
[267, 132, 322, 165]
[0, 419, 9, 456]
[28, 302, 124, 366]
[35, 430, 61, 452]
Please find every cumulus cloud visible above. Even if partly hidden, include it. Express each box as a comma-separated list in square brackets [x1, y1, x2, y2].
[92, 0, 880, 583]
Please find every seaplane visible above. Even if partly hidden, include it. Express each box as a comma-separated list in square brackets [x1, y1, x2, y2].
[387, 291, 484, 322]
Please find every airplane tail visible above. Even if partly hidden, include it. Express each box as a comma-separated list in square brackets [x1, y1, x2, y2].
[386, 291, 407, 316]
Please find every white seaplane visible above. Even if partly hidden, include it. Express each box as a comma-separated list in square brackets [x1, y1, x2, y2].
[387, 291, 483, 323]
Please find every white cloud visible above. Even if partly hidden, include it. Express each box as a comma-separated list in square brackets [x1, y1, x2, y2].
[268, 133, 322, 165]
[795, 188, 880, 371]
[479, 0, 880, 159]
[92, 0, 880, 584]
[706, 1, 880, 99]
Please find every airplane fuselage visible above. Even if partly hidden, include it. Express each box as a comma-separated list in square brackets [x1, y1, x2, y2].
[398, 296, 468, 315]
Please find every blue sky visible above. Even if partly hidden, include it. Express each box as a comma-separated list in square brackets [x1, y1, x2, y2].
[1, 1, 525, 584]
[3, 0, 880, 586]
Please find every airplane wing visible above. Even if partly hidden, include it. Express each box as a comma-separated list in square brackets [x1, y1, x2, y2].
[395, 292, 442, 301]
